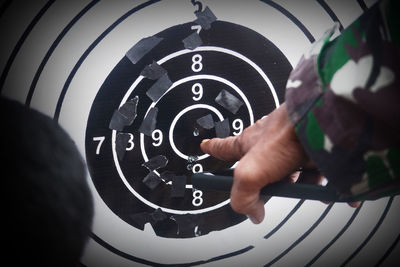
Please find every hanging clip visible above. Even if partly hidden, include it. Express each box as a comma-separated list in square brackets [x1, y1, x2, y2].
[191, 0, 203, 13]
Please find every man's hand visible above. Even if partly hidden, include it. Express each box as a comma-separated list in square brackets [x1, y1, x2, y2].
[201, 103, 310, 224]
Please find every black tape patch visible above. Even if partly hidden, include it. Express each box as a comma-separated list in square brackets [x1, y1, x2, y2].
[171, 175, 187, 198]
[196, 114, 214, 129]
[194, 6, 217, 30]
[129, 208, 169, 231]
[120, 96, 139, 124]
[142, 155, 168, 171]
[142, 171, 161, 190]
[126, 36, 163, 64]
[183, 32, 203, 50]
[109, 110, 129, 131]
[109, 96, 139, 131]
[160, 170, 175, 183]
[149, 208, 168, 225]
[215, 89, 244, 114]
[129, 212, 150, 230]
[215, 118, 230, 138]
[141, 61, 167, 80]
[139, 107, 158, 136]
[171, 214, 204, 236]
[146, 73, 173, 102]
[116, 133, 131, 160]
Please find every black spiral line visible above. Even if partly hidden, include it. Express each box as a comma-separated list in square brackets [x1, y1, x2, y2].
[264, 203, 334, 266]
[25, 0, 100, 107]
[0, 0, 55, 94]
[259, 0, 315, 43]
[357, 0, 368, 11]
[316, 0, 344, 31]
[375, 231, 400, 266]
[0, 0, 12, 19]
[305, 201, 364, 266]
[341, 197, 394, 266]
[264, 199, 305, 239]
[53, 0, 162, 121]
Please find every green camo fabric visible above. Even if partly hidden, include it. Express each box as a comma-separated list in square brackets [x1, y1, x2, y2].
[285, 0, 399, 200]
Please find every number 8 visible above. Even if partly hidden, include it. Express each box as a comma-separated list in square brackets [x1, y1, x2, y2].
[192, 190, 203, 206]
[191, 54, 203, 72]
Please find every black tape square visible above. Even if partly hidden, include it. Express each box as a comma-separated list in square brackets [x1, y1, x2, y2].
[215, 89, 244, 114]
[160, 171, 175, 183]
[141, 61, 167, 80]
[146, 73, 173, 102]
[171, 175, 187, 198]
[142, 171, 161, 190]
[126, 36, 163, 64]
[142, 155, 168, 171]
[109, 96, 139, 131]
[109, 110, 129, 131]
[138, 107, 158, 136]
[183, 32, 203, 50]
[119, 96, 139, 124]
[195, 6, 217, 30]
[215, 118, 230, 138]
[196, 114, 214, 129]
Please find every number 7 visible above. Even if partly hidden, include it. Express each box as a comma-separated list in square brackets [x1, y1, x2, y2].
[93, 136, 105, 155]
[191, 25, 202, 34]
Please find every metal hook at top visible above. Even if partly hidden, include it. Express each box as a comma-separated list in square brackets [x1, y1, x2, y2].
[190, 0, 203, 13]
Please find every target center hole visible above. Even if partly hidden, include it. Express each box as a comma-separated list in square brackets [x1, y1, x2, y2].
[169, 104, 223, 160]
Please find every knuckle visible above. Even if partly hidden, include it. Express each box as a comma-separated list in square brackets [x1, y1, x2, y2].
[230, 196, 248, 214]
[211, 139, 225, 157]
[235, 134, 246, 157]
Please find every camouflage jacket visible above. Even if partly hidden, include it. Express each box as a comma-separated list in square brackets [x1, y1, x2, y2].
[285, 0, 399, 201]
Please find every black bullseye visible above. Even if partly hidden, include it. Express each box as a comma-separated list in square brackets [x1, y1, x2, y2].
[85, 20, 291, 239]
[171, 106, 222, 159]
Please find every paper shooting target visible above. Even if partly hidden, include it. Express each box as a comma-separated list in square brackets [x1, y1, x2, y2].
[1, 0, 399, 266]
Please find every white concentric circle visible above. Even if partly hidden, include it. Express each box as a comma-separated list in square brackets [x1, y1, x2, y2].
[168, 104, 224, 160]
[138, 74, 255, 163]
[120, 46, 278, 107]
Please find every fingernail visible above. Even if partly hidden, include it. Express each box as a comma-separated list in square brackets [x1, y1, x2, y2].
[247, 214, 262, 224]
[201, 139, 210, 144]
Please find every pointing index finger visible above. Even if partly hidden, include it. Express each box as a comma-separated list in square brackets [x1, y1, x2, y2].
[200, 136, 243, 162]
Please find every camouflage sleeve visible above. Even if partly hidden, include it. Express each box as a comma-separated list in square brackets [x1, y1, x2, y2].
[285, 0, 400, 200]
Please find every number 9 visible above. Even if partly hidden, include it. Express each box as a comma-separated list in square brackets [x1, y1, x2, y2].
[232, 119, 244, 136]
[192, 83, 203, 101]
[152, 129, 163, 147]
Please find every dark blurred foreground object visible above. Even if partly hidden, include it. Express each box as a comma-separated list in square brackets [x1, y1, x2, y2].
[1, 97, 93, 267]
